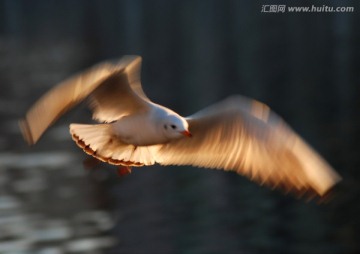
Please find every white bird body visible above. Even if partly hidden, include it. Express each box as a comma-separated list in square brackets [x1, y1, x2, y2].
[20, 55, 341, 198]
[111, 104, 186, 146]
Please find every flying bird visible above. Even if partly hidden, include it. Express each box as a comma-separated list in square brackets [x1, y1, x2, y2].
[20, 55, 341, 198]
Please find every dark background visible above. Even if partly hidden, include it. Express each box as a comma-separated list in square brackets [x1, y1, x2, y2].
[0, 0, 359, 253]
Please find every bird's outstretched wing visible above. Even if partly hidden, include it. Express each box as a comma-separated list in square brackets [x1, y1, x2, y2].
[155, 96, 341, 197]
[20, 55, 150, 145]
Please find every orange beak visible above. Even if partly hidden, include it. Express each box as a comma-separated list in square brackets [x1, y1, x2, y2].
[181, 130, 192, 137]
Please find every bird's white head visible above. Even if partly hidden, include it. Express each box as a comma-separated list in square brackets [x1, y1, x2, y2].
[161, 114, 192, 139]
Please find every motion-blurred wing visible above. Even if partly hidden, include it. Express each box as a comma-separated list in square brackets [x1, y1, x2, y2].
[89, 55, 150, 122]
[155, 96, 341, 197]
[20, 55, 150, 145]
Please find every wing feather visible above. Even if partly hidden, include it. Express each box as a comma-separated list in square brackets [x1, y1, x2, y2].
[20, 55, 150, 144]
[155, 96, 341, 196]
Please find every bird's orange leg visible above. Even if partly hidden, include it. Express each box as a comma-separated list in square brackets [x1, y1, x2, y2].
[116, 166, 132, 177]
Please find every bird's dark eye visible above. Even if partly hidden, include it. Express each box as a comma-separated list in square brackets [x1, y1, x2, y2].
[171, 125, 177, 129]
[164, 124, 168, 130]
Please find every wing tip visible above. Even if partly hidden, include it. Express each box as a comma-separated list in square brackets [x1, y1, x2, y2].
[315, 173, 342, 202]
[316, 184, 340, 204]
[19, 118, 35, 145]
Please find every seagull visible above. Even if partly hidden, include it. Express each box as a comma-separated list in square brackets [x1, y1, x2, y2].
[20, 55, 341, 198]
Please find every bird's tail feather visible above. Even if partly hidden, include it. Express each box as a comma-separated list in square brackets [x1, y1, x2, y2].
[69, 123, 155, 166]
